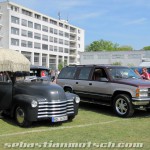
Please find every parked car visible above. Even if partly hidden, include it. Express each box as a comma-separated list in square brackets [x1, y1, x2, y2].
[0, 71, 80, 127]
[56, 65, 150, 117]
[30, 65, 51, 81]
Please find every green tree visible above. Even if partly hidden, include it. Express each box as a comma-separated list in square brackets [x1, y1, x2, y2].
[86, 39, 119, 52]
[143, 46, 150, 50]
[112, 62, 122, 65]
[86, 39, 134, 52]
[117, 45, 133, 51]
[58, 62, 64, 71]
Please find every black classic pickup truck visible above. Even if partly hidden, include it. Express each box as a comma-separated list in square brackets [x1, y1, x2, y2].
[0, 71, 80, 127]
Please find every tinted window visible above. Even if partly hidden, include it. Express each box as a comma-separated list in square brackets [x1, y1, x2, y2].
[58, 67, 76, 79]
[78, 67, 92, 80]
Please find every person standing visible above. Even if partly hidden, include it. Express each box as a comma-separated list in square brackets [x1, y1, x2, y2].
[141, 67, 150, 80]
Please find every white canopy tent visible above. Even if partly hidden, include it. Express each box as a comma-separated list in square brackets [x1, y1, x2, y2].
[0, 49, 30, 72]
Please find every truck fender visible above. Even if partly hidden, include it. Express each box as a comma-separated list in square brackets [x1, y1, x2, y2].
[10, 94, 38, 121]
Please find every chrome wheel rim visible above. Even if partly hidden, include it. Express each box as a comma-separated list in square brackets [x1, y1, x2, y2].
[115, 98, 128, 115]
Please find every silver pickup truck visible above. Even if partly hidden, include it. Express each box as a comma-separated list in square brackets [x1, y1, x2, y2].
[56, 65, 150, 117]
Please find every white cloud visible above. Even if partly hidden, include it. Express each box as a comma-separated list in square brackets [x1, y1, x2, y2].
[72, 10, 108, 21]
[51, 0, 93, 10]
[124, 18, 147, 25]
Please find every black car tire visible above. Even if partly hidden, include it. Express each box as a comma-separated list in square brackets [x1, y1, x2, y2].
[64, 87, 72, 93]
[15, 106, 31, 127]
[68, 115, 75, 121]
[113, 94, 134, 117]
[146, 108, 150, 112]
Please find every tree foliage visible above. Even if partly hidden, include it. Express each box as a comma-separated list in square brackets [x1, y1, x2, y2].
[117, 45, 133, 51]
[143, 46, 150, 50]
[86, 39, 133, 52]
[58, 62, 64, 71]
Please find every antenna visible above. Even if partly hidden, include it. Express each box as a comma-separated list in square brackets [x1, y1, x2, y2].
[67, 14, 68, 22]
[58, 11, 61, 20]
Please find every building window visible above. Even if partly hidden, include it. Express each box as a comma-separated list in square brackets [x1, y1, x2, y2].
[54, 29, 57, 35]
[28, 31, 33, 38]
[59, 23, 63, 27]
[21, 29, 27, 37]
[34, 23, 41, 30]
[64, 25, 68, 29]
[21, 19, 27, 26]
[34, 14, 41, 20]
[11, 27, 19, 35]
[65, 32, 69, 38]
[42, 44, 48, 50]
[11, 38, 19, 46]
[28, 41, 33, 48]
[34, 42, 41, 49]
[22, 9, 32, 17]
[42, 35, 48, 41]
[34, 33, 41, 40]
[21, 40, 27, 47]
[59, 30, 63, 36]
[50, 19, 57, 25]
[49, 45, 53, 51]
[59, 39, 63, 44]
[50, 28, 53, 34]
[54, 46, 57, 52]
[42, 17, 48, 22]
[42, 25, 48, 32]
[54, 38, 57, 43]
[49, 36, 53, 42]
[34, 53, 39, 63]
[11, 5, 19, 12]
[59, 47, 63, 53]
[11, 16, 19, 24]
[64, 40, 69, 45]
[28, 21, 33, 28]
[64, 48, 69, 53]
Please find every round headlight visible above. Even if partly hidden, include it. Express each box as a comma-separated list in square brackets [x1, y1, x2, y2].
[75, 97, 80, 103]
[31, 100, 38, 108]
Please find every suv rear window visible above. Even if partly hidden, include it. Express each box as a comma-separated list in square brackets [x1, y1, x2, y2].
[78, 67, 92, 80]
[58, 67, 77, 79]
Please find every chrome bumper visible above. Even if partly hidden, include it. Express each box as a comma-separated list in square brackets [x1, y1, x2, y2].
[132, 97, 150, 106]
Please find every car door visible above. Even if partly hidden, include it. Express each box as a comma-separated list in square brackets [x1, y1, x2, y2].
[0, 72, 12, 110]
[73, 67, 93, 100]
[87, 67, 112, 105]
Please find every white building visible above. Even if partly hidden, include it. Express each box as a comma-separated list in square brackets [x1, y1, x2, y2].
[0, 1, 84, 69]
[80, 51, 150, 66]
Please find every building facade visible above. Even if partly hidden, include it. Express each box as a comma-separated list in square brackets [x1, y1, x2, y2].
[80, 51, 150, 66]
[0, 1, 84, 69]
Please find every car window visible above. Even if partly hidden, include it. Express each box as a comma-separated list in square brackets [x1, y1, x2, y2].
[78, 67, 92, 80]
[92, 68, 107, 81]
[108, 68, 139, 79]
[0, 72, 10, 82]
[58, 67, 77, 79]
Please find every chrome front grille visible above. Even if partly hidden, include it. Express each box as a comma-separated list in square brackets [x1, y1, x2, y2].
[37, 99, 74, 118]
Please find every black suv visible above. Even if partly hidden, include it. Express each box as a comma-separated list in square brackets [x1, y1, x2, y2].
[56, 65, 150, 117]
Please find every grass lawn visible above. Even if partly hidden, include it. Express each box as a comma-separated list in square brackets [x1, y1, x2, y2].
[0, 102, 149, 150]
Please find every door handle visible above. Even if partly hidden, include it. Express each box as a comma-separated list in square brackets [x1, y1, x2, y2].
[89, 83, 92, 85]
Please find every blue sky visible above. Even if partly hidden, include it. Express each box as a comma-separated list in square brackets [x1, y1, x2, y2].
[2, 0, 150, 50]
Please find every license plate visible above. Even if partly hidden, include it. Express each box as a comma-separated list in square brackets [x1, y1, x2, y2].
[52, 116, 68, 122]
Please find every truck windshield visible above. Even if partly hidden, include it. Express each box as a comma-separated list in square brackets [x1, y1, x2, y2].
[108, 68, 141, 79]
